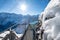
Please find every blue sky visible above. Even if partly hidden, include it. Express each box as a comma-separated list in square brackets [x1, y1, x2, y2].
[0, 0, 50, 15]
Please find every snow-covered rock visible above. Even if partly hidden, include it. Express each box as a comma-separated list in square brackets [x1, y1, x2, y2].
[0, 31, 23, 40]
[0, 31, 10, 40]
[39, 0, 60, 40]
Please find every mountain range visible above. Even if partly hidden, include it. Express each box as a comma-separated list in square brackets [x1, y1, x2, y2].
[0, 12, 39, 32]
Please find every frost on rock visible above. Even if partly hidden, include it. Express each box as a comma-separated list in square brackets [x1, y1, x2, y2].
[39, 0, 60, 40]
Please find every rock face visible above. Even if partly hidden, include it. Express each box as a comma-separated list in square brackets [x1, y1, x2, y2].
[39, 0, 60, 40]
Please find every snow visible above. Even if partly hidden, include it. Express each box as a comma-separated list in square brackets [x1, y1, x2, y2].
[0, 31, 10, 40]
[54, 33, 60, 40]
[0, 31, 10, 37]
[16, 34, 23, 38]
[39, 0, 60, 40]
[0, 31, 23, 40]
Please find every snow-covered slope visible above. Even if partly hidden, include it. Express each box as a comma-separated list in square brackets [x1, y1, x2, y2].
[39, 0, 60, 40]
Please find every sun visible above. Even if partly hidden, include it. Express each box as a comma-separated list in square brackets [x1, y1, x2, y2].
[20, 4, 27, 11]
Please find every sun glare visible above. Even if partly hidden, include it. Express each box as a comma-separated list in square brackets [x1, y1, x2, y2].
[20, 4, 27, 11]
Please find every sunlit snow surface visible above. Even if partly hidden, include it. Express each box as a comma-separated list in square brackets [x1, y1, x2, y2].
[39, 0, 60, 40]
